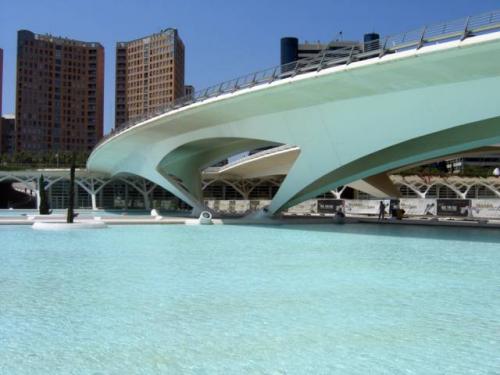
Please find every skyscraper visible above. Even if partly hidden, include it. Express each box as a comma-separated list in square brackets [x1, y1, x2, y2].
[0, 114, 15, 155]
[0, 48, 3, 116]
[15, 30, 104, 153]
[184, 85, 194, 99]
[115, 28, 185, 128]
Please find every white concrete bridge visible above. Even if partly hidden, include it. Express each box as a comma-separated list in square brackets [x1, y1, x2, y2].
[87, 11, 500, 215]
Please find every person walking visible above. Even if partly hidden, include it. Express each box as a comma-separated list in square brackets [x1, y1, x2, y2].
[378, 201, 386, 221]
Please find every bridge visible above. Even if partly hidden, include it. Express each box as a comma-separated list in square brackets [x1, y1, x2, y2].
[88, 11, 500, 215]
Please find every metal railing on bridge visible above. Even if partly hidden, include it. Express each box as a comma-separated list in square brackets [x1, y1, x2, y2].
[95, 9, 500, 150]
[203, 144, 299, 174]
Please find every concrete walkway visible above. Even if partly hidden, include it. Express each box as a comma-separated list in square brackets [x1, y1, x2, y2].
[1, 212, 500, 229]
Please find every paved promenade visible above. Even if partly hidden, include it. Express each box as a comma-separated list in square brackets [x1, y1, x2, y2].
[1, 211, 500, 229]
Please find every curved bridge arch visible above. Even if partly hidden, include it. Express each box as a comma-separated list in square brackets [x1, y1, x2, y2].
[88, 32, 500, 215]
[278, 115, 500, 210]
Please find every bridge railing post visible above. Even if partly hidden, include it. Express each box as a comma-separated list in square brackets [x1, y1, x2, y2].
[217, 82, 224, 95]
[249, 72, 258, 87]
[461, 16, 471, 41]
[379, 36, 389, 57]
[202, 87, 209, 100]
[268, 67, 278, 83]
[346, 45, 356, 65]
[416, 26, 427, 49]
[290, 61, 301, 78]
[316, 50, 328, 72]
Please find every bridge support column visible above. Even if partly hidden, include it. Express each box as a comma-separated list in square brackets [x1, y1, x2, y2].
[267, 154, 325, 215]
[118, 177, 158, 211]
[141, 170, 206, 216]
[142, 192, 151, 210]
[35, 190, 41, 210]
[75, 177, 109, 211]
[91, 193, 97, 211]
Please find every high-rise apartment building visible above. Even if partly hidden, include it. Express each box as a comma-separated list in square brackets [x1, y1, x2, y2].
[15, 30, 104, 153]
[0, 114, 15, 154]
[0, 48, 3, 116]
[115, 28, 185, 128]
[184, 85, 194, 99]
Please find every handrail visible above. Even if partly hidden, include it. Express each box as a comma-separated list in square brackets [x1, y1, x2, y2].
[92, 9, 500, 153]
[203, 144, 299, 174]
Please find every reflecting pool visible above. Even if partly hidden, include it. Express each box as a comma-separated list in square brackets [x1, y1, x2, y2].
[0, 224, 499, 374]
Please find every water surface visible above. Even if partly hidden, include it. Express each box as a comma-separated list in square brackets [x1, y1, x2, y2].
[0, 224, 499, 374]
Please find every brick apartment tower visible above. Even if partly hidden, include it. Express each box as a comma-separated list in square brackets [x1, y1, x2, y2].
[15, 30, 104, 153]
[115, 28, 184, 128]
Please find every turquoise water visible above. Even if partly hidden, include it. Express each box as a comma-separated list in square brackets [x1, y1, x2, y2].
[0, 224, 499, 374]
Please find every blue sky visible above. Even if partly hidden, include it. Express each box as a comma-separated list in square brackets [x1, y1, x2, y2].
[1, 0, 499, 133]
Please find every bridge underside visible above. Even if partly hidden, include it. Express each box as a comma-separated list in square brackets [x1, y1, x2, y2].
[88, 32, 500, 216]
